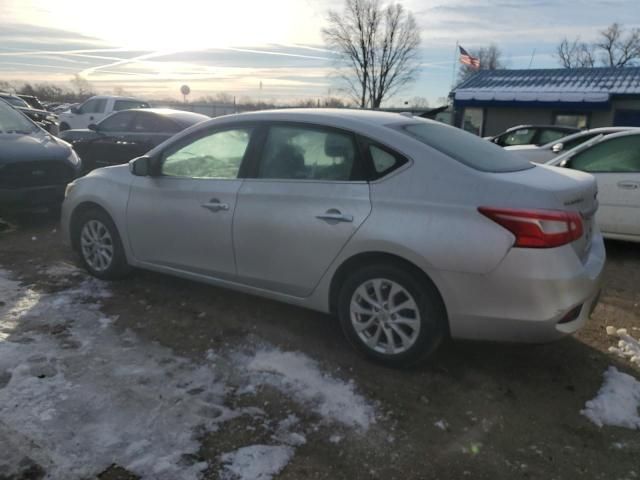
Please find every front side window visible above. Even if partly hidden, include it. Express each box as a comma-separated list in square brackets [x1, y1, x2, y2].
[554, 113, 588, 129]
[161, 128, 252, 179]
[113, 100, 150, 111]
[98, 111, 135, 132]
[79, 99, 107, 114]
[501, 128, 536, 146]
[257, 126, 356, 181]
[399, 121, 533, 173]
[561, 133, 599, 151]
[1, 96, 29, 108]
[569, 135, 640, 173]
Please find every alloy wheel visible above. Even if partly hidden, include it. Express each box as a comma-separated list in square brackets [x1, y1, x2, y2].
[80, 219, 114, 272]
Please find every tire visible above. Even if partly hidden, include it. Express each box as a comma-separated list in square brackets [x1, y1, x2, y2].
[59, 122, 70, 132]
[337, 262, 447, 367]
[74, 208, 131, 280]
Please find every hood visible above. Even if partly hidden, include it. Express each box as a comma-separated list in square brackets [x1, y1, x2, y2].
[0, 131, 72, 165]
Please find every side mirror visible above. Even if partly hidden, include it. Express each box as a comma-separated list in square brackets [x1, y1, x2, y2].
[552, 143, 564, 154]
[88, 123, 98, 131]
[129, 156, 152, 176]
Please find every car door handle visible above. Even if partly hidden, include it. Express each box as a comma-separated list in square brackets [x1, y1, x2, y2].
[316, 209, 353, 223]
[617, 181, 639, 190]
[201, 199, 230, 212]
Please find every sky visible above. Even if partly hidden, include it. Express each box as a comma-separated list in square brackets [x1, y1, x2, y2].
[1, 0, 639, 106]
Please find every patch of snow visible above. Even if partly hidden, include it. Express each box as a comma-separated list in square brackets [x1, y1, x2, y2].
[434, 419, 448, 431]
[329, 434, 342, 444]
[245, 349, 376, 429]
[582, 367, 640, 429]
[220, 445, 294, 480]
[43, 262, 83, 278]
[606, 326, 640, 367]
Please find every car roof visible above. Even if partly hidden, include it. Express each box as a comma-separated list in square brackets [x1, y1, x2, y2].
[505, 124, 578, 131]
[540, 126, 635, 148]
[128, 108, 209, 123]
[87, 95, 148, 101]
[202, 108, 419, 128]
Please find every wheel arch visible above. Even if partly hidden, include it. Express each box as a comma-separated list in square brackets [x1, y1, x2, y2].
[69, 201, 117, 252]
[328, 251, 449, 331]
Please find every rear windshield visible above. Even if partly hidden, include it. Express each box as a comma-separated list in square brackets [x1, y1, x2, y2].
[398, 122, 534, 172]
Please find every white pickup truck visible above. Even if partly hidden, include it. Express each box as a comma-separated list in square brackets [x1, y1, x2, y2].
[58, 95, 150, 131]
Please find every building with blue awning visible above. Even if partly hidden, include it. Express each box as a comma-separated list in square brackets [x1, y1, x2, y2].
[450, 67, 640, 136]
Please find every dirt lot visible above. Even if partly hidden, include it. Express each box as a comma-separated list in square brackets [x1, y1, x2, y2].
[1, 211, 639, 480]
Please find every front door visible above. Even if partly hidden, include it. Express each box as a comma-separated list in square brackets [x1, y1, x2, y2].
[568, 134, 640, 238]
[126, 126, 254, 278]
[233, 124, 371, 297]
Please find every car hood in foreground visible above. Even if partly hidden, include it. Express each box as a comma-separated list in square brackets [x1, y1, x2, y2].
[0, 131, 72, 165]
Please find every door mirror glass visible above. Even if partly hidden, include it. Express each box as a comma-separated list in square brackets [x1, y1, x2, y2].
[130, 156, 151, 176]
[552, 143, 564, 153]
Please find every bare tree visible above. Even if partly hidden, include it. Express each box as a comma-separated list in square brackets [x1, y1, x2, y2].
[458, 44, 505, 82]
[557, 23, 640, 68]
[323, 0, 420, 108]
[596, 23, 640, 67]
[69, 74, 95, 99]
[556, 38, 595, 68]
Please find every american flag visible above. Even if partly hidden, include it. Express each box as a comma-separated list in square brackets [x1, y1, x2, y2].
[459, 46, 480, 68]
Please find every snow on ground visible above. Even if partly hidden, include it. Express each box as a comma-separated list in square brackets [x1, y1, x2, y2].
[243, 349, 376, 429]
[582, 367, 640, 430]
[0, 267, 376, 479]
[606, 326, 640, 367]
[220, 445, 295, 480]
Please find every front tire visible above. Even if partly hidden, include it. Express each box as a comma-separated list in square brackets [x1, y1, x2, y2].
[337, 263, 447, 367]
[75, 208, 130, 280]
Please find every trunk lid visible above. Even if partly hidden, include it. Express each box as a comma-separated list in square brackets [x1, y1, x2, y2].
[488, 164, 598, 260]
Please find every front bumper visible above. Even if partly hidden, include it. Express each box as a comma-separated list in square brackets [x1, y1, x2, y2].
[442, 232, 606, 343]
[0, 184, 66, 210]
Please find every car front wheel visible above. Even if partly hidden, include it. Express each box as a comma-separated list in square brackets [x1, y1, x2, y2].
[338, 263, 447, 367]
[75, 208, 130, 280]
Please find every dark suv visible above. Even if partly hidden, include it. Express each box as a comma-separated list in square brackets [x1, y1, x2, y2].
[0, 100, 81, 211]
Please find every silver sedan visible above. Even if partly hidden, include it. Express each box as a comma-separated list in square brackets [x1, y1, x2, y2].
[61, 109, 605, 366]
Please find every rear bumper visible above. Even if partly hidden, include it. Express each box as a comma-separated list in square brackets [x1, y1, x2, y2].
[442, 232, 606, 343]
[0, 184, 66, 210]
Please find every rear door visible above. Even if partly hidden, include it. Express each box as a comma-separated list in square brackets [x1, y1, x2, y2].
[567, 134, 640, 238]
[232, 123, 371, 297]
[126, 126, 254, 277]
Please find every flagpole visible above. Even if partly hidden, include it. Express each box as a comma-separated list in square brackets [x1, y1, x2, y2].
[451, 40, 459, 89]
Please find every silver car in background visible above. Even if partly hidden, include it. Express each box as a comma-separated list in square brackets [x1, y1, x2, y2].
[61, 109, 605, 366]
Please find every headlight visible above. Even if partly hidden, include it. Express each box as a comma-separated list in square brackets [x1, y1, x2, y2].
[67, 149, 81, 166]
[64, 182, 76, 198]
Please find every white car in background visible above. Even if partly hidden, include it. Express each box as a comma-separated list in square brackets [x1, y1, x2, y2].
[547, 130, 640, 243]
[506, 127, 633, 163]
[58, 96, 150, 131]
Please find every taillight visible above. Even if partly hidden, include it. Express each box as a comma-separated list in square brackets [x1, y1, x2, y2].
[478, 207, 583, 248]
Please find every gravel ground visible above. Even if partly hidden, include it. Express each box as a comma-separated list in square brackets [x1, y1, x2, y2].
[0, 210, 639, 480]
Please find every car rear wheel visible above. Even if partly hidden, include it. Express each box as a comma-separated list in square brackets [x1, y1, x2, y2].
[75, 208, 130, 280]
[338, 263, 447, 367]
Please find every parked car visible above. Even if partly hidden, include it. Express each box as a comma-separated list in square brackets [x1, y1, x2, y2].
[547, 130, 640, 243]
[17, 94, 46, 110]
[59, 108, 209, 172]
[489, 125, 580, 147]
[58, 96, 150, 131]
[505, 127, 632, 163]
[62, 109, 604, 366]
[0, 92, 60, 135]
[0, 99, 81, 211]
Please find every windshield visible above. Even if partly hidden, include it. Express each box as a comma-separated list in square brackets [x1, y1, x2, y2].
[0, 100, 39, 134]
[398, 121, 534, 172]
[1, 95, 29, 108]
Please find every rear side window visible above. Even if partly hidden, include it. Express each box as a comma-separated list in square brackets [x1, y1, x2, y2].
[502, 128, 536, 146]
[399, 122, 534, 172]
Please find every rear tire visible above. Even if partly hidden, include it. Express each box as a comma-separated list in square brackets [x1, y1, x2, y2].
[59, 122, 70, 132]
[74, 208, 131, 280]
[337, 262, 447, 367]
